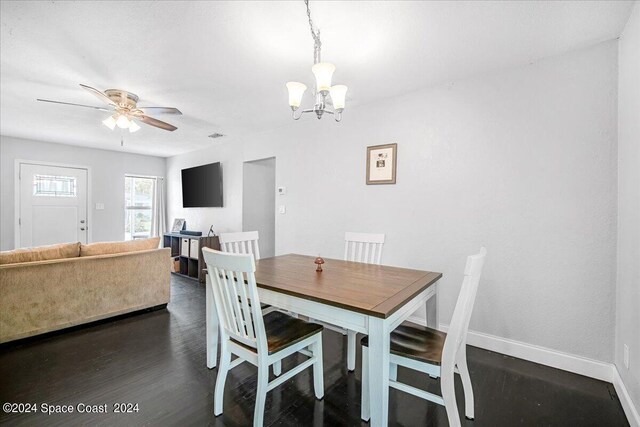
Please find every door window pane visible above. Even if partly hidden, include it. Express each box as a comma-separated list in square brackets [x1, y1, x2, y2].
[124, 176, 155, 240]
[33, 175, 77, 197]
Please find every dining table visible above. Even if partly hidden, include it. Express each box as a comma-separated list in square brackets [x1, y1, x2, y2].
[205, 253, 442, 427]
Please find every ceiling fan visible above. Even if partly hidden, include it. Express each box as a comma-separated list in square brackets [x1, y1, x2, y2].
[37, 84, 182, 132]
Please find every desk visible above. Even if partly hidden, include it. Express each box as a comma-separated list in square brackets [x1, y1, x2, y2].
[206, 254, 442, 427]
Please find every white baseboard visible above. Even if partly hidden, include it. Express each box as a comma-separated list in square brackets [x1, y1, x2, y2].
[614, 367, 640, 427]
[406, 316, 613, 382]
[406, 315, 638, 425]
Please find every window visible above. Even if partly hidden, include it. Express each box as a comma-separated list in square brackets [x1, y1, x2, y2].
[125, 176, 156, 240]
[33, 174, 77, 197]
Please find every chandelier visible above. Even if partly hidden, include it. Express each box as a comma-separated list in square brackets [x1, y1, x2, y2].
[286, 0, 348, 122]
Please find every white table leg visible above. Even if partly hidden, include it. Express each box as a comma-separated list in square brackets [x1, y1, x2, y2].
[426, 283, 438, 329]
[367, 316, 390, 427]
[206, 275, 219, 369]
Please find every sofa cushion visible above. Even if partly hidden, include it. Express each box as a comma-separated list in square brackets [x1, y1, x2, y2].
[80, 237, 160, 257]
[0, 242, 81, 265]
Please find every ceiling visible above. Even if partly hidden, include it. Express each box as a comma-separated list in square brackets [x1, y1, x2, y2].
[0, 1, 634, 157]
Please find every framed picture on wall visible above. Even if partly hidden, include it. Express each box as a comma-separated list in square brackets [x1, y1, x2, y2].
[366, 143, 397, 185]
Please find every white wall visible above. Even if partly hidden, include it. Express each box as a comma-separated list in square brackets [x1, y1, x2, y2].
[167, 141, 244, 235]
[616, 1, 640, 417]
[1, 135, 166, 250]
[167, 41, 618, 363]
[243, 157, 276, 258]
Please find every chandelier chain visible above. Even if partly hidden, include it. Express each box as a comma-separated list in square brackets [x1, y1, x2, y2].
[304, 0, 322, 63]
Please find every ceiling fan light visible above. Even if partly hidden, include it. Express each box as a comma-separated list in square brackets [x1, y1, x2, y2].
[116, 114, 130, 129]
[330, 85, 348, 111]
[129, 120, 141, 133]
[102, 115, 117, 130]
[286, 82, 307, 110]
[311, 62, 336, 93]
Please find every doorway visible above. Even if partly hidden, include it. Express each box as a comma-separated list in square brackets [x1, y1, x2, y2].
[16, 161, 89, 248]
[242, 157, 276, 258]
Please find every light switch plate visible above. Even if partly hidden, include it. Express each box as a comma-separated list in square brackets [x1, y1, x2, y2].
[279, 205, 286, 214]
[95, 203, 105, 210]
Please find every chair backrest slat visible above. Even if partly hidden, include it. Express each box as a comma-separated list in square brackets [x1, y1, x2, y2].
[227, 271, 245, 335]
[344, 232, 386, 265]
[219, 231, 261, 261]
[235, 271, 256, 340]
[442, 247, 487, 367]
[203, 248, 267, 352]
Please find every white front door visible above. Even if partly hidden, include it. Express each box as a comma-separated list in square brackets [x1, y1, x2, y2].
[18, 163, 88, 248]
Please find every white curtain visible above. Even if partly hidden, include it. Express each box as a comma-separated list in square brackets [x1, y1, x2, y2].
[151, 177, 166, 239]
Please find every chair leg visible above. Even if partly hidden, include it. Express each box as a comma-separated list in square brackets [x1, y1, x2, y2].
[441, 367, 461, 427]
[347, 330, 357, 371]
[311, 335, 325, 400]
[214, 342, 231, 416]
[206, 281, 219, 369]
[254, 365, 269, 427]
[458, 345, 475, 420]
[361, 346, 370, 421]
[273, 360, 282, 377]
[389, 362, 397, 381]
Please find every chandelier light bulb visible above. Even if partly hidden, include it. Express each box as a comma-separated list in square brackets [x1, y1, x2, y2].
[129, 120, 141, 133]
[115, 114, 130, 129]
[311, 62, 335, 93]
[286, 82, 307, 110]
[330, 85, 348, 111]
[102, 115, 117, 130]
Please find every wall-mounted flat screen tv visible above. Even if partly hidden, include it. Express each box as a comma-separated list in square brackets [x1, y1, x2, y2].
[181, 162, 223, 207]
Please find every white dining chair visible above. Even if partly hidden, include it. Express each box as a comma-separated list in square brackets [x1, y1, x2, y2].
[219, 232, 274, 319]
[344, 231, 385, 265]
[218, 230, 282, 375]
[219, 231, 261, 260]
[310, 232, 385, 372]
[361, 247, 487, 427]
[203, 248, 325, 427]
[345, 232, 385, 371]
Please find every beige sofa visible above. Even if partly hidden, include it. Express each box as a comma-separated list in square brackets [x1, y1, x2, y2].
[0, 238, 170, 343]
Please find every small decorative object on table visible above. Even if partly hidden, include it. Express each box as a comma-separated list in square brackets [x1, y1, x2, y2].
[314, 256, 325, 272]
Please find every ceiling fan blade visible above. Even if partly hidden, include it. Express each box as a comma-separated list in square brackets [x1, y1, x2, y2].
[79, 84, 117, 106]
[137, 107, 182, 115]
[37, 99, 113, 112]
[137, 114, 177, 131]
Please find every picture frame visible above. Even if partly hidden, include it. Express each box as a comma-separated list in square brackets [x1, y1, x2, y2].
[171, 218, 186, 233]
[366, 143, 397, 185]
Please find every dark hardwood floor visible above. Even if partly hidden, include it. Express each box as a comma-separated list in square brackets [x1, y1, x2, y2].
[0, 275, 629, 426]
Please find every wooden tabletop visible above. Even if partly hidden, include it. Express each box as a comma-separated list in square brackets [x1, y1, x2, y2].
[254, 254, 442, 319]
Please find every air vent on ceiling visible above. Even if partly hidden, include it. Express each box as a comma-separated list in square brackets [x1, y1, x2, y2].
[208, 133, 225, 139]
